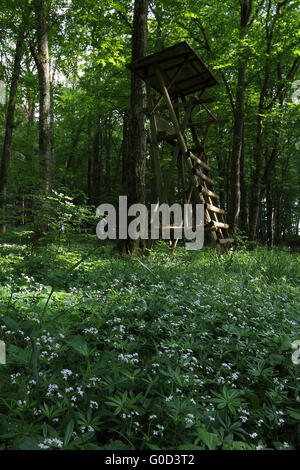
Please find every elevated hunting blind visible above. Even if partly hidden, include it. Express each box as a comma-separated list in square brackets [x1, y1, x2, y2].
[126, 41, 234, 250]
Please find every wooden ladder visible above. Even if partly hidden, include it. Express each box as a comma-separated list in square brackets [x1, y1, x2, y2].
[186, 148, 234, 248]
[154, 67, 234, 250]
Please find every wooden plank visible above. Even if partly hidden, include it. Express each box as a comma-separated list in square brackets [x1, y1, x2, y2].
[158, 97, 214, 112]
[193, 167, 214, 186]
[127, 41, 218, 96]
[188, 152, 210, 171]
[204, 203, 225, 215]
[189, 146, 205, 154]
[194, 97, 214, 104]
[198, 185, 220, 200]
[212, 221, 229, 230]
[216, 238, 234, 245]
[150, 55, 192, 115]
[161, 98, 194, 201]
[146, 80, 164, 200]
[155, 116, 176, 138]
[188, 119, 229, 127]
[155, 67, 188, 154]
[200, 102, 217, 121]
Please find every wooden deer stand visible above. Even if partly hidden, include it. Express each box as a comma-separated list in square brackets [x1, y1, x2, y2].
[126, 41, 234, 251]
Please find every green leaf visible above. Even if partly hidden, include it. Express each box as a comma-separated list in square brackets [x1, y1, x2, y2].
[286, 408, 300, 421]
[195, 428, 220, 450]
[280, 336, 291, 352]
[146, 443, 162, 450]
[244, 390, 260, 409]
[98, 440, 133, 450]
[269, 353, 284, 366]
[223, 441, 256, 450]
[64, 419, 74, 446]
[7, 344, 31, 365]
[66, 335, 89, 357]
[19, 437, 40, 450]
[31, 336, 39, 382]
[178, 443, 205, 450]
[3, 316, 19, 331]
[71, 431, 95, 446]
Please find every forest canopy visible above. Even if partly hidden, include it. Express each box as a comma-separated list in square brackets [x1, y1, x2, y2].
[0, 0, 299, 244]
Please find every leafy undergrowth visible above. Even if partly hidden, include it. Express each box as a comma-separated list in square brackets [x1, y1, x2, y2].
[0, 235, 299, 450]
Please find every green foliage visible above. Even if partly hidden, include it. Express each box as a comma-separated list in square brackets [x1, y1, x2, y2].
[25, 189, 98, 247]
[0, 239, 299, 450]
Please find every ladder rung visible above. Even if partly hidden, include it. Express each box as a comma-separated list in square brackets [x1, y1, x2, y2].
[194, 168, 214, 186]
[216, 238, 234, 245]
[189, 146, 204, 154]
[188, 119, 229, 128]
[204, 203, 225, 215]
[198, 185, 220, 200]
[187, 151, 211, 171]
[213, 221, 229, 230]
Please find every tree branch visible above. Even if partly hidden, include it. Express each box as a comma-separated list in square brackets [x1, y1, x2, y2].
[265, 57, 300, 109]
[248, 0, 265, 28]
[117, 10, 132, 30]
[191, 18, 235, 112]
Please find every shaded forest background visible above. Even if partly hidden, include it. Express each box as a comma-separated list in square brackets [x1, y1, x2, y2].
[0, 0, 299, 247]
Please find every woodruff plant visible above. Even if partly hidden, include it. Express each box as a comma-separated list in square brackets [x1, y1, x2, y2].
[28, 189, 98, 245]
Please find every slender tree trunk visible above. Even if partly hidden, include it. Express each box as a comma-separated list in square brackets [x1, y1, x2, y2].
[228, 0, 253, 232]
[87, 118, 92, 204]
[124, 0, 149, 252]
[266, 182, 274, 247]
[91, 116, 101, 206]
[121, 110, 129, 192]
[228, 60, 247, 231]
[240, 125, 249, 233]
[248, 1, 291, 240]
[0, 32, 23, 234]
[50, 108, 55, 170]
[249, 113, 265, 240]
[149, 146, 157, 204]
[63, 116, 86, 184]
[33, 0, 52, 196]
[105, 117, 112, 195]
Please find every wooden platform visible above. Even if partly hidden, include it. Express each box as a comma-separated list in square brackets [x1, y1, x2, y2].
[126, 41, 233, 252]
[126, 41, 218, 98]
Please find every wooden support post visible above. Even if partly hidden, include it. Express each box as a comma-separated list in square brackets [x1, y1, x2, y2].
[150, 55, 192, 116]
[161, 97, 194, 202]
[155, 65, 218, 246]
[188, 119, 229, 128]
[146, 79, 164, 202]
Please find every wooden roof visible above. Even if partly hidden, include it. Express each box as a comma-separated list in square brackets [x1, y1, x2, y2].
[126, 41, 218, 97]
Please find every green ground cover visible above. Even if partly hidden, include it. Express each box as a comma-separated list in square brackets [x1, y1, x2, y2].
[0, 235, 299, 450]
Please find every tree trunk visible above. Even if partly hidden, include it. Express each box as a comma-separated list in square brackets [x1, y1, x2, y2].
[87, 118, 92, 204]
[91, 116, 102, 206]
[240, 125, 249, 233]
[121, 110, 129, 192]
[0, 32, 23, 234]
[105, 117, 112, 195]
[249, 113, 265, 241]
[50, 108, 55, 170]
[266, 182, 274, 247]
[228, 0, 253, 232]
[248, 1, 290, 241]
[228, 60, 247, 231]
[124, 0, 149, 253]
[63, 116, 86, 185]
[33, 0, 52, 196]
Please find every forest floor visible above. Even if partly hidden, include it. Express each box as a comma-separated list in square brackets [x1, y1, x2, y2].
[0, 233, 299, 450]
